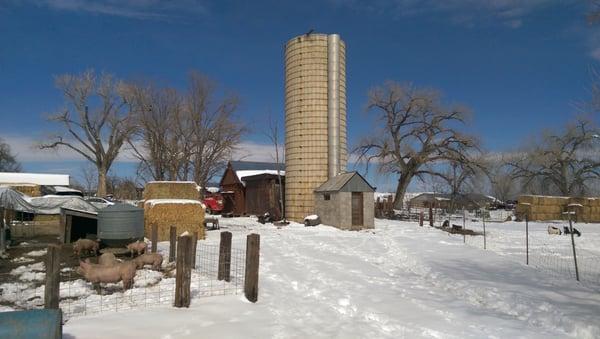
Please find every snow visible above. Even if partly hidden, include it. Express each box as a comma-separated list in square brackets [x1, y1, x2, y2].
[145, 199, 204, 207]
[24, 249, 47, 257]
[60, 217, 600, 338]
[304, 214, 319, 221]
[0, 172, 69, 186]
[236, 170, 284, 186]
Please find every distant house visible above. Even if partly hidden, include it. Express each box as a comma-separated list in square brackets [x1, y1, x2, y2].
[314, 172, 375, 230]
[409, 193, 496, 211]
[219, 161, 285, 217]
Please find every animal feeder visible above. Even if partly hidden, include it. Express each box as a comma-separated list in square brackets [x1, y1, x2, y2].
[97, 203, 144, 247]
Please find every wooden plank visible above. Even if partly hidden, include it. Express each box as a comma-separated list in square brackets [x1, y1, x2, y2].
[244, 233, 260, 303]
[44, 244, 61, 309]
[151, 223, 158, 253]
[174, 234, 193, 308]
[169, 226, 176, 262]
[218, 231, 232, 282]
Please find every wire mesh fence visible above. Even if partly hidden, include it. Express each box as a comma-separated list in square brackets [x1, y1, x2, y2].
[0, 238, 248, 320]
[453, 214, 600, 291]
[193, 243, 245, 297]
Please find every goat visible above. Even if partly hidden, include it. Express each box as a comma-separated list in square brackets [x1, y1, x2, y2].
[547, 226, 561, 235]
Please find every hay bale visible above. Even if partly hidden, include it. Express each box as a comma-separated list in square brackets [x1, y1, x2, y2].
[518, 195, 535, 204]
[144, 199, 205, 241]
[143, 181, 200, 200]
[8, 184, 42, 197]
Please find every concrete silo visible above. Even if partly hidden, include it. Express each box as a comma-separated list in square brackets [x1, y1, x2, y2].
[284, 33, 347, 222]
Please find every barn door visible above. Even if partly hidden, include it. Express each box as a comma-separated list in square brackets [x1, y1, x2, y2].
[351, 192, 363, 227]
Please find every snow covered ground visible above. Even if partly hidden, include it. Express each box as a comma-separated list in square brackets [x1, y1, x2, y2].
[62, 217, 600, 338]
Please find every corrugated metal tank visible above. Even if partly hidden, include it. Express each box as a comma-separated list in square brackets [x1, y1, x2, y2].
[284, 33, 347, 222]
[97, 203, 144, 247]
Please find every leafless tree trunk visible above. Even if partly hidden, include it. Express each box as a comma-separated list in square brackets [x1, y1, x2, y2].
[0, 138, 21, 172]
[354, 81, 480, 209]
[79, 163, 97, 195]
[125, 72, 246, 193]
[506, 118, 600, 196]
[186, 72, 246, 194]
[40, 70, 136, 196]
[124, 83, 189, 182]
[265, 115, 285, 220]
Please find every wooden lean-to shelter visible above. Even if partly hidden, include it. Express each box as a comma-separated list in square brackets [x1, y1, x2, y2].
[219, 161, 285, 217]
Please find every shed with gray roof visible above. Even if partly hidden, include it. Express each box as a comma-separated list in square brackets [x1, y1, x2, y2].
[313, 172, 375, 230]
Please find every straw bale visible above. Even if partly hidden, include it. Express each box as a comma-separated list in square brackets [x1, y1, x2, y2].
[143, 200, 205, 241]
[518, 195, 535, 204]
[569, 197, 587, 206]
[9, 184, 42, 197]
[143, 181, 200, 200]
[34, 214, 61, 223]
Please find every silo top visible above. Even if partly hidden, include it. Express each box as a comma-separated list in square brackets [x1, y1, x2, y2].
[285, 33, 343, 48]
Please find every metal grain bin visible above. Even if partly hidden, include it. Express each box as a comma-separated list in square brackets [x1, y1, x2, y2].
[97, 203, 144, 247]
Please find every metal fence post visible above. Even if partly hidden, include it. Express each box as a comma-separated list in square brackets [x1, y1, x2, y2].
[568, 213, 580, 281]
[462, 209, 466, 243]
[482, 210, 487, 250]
[525, 213, 529, 265]
[169, 226, 177, 262]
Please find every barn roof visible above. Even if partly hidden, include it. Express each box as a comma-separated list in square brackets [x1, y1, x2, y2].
[230, 161, 282, 171]
[314, 172, 375, 193]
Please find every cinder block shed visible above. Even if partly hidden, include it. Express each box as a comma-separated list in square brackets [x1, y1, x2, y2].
[314, 172, 375, 230]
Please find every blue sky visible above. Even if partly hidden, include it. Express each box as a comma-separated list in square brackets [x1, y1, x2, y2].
[0, 0, 598, 191]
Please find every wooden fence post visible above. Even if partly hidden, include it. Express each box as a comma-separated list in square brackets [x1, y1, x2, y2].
[191, 231, 198, 269]
[174, 233, 193, 308]
[419, 212, 424, 227]
[218, 231, 232, 282]
[244, 233, 260, 303]
[151, 223, 158, 253]
[44, 244, 61, 309]
[428, 207, 433, 226]
[169, 226, 177, 262]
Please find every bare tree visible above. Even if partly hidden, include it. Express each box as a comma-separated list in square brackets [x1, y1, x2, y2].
[125, 72, 246, 193]
[587, 0, 600, 24]
[354, 81, 480, 208]
[40, 70, 136, 196]
[264, 114, 285, 220]
[106, 175, 141, 200]
[78, 163, 97, 195]
[0, 138, 21, 172]
[124, 83, 189, 181]
[186, 72, 246, 192]
[507, 119, 600, 196]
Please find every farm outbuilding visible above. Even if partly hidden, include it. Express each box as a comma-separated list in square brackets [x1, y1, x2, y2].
[219, 161, 285, 217]
[314, 172, 375, 230]
[243, 173, 285, 220]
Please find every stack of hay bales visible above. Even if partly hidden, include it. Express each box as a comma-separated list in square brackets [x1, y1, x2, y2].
[517, 195, 600, 222]
[6, 184, 42, 197]
[142, 181, 205, 241]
